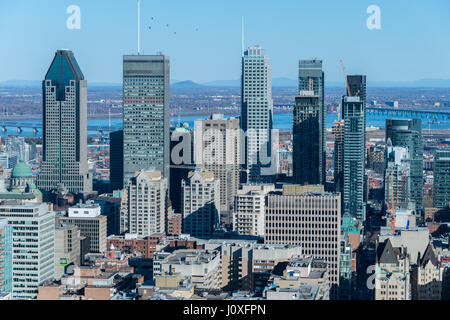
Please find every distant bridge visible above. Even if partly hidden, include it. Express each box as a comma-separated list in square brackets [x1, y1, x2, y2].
[0, 122, 118, 134]
[366, 107, 450, 120]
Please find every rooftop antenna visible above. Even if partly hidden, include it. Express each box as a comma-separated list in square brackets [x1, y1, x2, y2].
[241, 16, 245, 57]
[137, 0, 141, 55]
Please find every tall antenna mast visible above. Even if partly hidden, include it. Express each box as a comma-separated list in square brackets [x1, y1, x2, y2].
[137, 0, 141, 55]
[241, 16, 245, 57]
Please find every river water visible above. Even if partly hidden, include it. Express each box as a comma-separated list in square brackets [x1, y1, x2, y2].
[1, 112, 449, 137]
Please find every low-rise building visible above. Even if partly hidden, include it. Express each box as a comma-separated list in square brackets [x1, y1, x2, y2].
[263, 256, 329, 300]
[158, 249, 222, 290]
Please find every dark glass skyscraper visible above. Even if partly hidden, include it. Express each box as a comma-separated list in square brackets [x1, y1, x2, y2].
[122, 54, 170, 186]
[298, 59, 325, 184]
[342, 75, 366, 221]
[293, 93, 321, 185]
[434, 150, 450, 209]
[109, 129, 123, 191]
[37, 50, 92, 194]
[386, 119, 423, 211]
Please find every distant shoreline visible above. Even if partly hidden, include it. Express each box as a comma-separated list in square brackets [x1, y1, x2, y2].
[1, 109, 299, 121]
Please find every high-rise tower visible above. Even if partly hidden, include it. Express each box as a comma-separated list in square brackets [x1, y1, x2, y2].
[37, 50, 92, 195]
[386, 119, 423, 211]
[122, 54, 170, 186]
[293, 92, 321, 184]
[297, 59, 326, 184]
[342, 75, 366, 221]
[241, 45, 274, 183]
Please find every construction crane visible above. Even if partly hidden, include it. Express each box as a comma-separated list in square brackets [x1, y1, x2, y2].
[340, 59, 351, 97]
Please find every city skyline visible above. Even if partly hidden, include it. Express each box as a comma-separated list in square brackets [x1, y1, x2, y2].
[1, 1, 450, 84]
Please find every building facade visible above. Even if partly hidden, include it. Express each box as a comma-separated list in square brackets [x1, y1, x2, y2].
[293, 92, 321, 185]
[59, 204, 107, 254]
[125, 170, 168, 237]
[0, 202, 55, 299]
[297, 59, 325, 184]
[264, 185, 341, 296]
[332, 120, 344, 194]
[386, 119, 423, 211]
[433, 150, 450, 208]
[0, 219, 12, 295]
[122, 54, 170, 186]
[342, 95, 366, 221]
[109, 129, 123, 191]
[54, 223, 81, 280]
[232, 184, 275, 236]
[241, 45, 275, 184]
[37, 49, 92, 195]
[194, 115, 240, 224]
[181, 170, 220, 238]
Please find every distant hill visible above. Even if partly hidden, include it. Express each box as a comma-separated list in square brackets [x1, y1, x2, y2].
[171, 80, 205, 89]
[1, 78, 450, 89]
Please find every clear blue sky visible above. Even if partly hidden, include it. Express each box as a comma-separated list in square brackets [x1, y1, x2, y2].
[0, 0, 449, 83]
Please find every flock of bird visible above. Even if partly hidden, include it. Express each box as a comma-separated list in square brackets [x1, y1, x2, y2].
[147, 17, 199, 36]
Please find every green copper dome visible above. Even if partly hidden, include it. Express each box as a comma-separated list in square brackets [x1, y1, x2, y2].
[11, 157, 33, 178]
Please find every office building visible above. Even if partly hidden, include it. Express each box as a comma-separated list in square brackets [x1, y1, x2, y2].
[109, 130, 123, 191]
[37, 50, 92, 195]
[264, 185, 341, 296]
[263, 256, 330, 300]
[170, 126, 195, 214]
[125, 170, 167, 237]
[384, 141, 411, 210]
[54, 223, 81, 280]
[232, 184, 275, 236]
[433, 150, 450, 208]
[194, 114, 240, 224]
[342, 95, 366, 220]
[59, 203, 107, 253]
[122, 54, 170, 186]
[241, 45, 275, 184]
[332, 120, 344, 193]
[158, 249, 222, 290]
[297, 59, 325, 184]
[0, 219, 12, 295]
[386, 119, 423, 211]
[0, 202, 55, 299]
[181, 170, 220, 238]
[293, 92, 322, 185]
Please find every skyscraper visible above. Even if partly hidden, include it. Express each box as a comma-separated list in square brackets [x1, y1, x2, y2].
[333, 120, 345, 194]
[0, 202, 55, 299]
[298, 59, 325, 184]
[125, 170, 168, 236]
[385, 119, 423, 211]
[433, 150, 450, 209]
[37, 50, 92, 195]
[181, 170, 220, 238]
[194, 114, 240, 224]
[109, 129, 123, 191]
[384, 141, 411, 210]
[264, 185, 341, 297]
[293, 92, 321, 185]
[342, 93, 366, 220]
[122, 54, 170, 187]
[241, 45, 274, 183]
